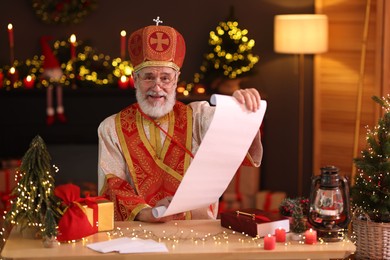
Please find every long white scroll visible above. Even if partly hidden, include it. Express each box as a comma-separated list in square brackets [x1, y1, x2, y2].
[153, 94, 267, 218]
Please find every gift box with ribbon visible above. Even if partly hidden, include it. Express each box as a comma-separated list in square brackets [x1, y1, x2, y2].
[82, 197, 114, 232]
[0, 159, 21, 214]
[255, 190, 286, 213]
[55, 183, 114, 242]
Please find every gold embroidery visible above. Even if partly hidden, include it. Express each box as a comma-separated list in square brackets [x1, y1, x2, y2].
[117, 102, 192, 211]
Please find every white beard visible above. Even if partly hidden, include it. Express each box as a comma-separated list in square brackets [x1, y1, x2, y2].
[136, 90, 176, 119]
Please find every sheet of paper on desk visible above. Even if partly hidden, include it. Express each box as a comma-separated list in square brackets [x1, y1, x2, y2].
[87, 237, 168, 254]
[153, 94, 267, 218]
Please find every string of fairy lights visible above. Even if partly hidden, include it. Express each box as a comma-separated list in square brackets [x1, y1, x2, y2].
[55, 222, 345, 249]
[351, 94, 390, 222]
[1, 19, 259, 97]
[179, 20, 259, 96]
[0, 38, 134, 91]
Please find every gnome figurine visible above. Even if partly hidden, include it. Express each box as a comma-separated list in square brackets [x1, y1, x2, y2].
[40, 36, 67, 125]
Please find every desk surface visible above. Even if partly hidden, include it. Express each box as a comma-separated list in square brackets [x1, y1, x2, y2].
[1, 220, 355, 260]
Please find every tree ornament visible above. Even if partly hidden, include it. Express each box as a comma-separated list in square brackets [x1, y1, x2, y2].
[40, 36, 67, 125]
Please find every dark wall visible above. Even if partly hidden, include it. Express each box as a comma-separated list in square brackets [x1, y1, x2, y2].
[0, 0, 315, 197]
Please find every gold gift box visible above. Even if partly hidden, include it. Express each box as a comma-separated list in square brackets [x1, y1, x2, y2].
[83, 200, 114, 232]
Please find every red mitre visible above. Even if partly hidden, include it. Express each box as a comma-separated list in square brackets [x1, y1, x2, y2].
[128, 25, 186, 72]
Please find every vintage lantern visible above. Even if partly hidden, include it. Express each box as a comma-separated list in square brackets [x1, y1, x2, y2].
[308, 166, 351, 242]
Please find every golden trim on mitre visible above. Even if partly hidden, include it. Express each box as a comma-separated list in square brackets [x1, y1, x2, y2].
[128, 23, 186, 73]
[134, 60, 180, 73]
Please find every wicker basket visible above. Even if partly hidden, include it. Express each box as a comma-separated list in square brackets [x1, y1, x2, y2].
[352, 216, 390, 259]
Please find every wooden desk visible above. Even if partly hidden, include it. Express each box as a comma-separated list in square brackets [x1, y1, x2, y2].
[1, 220, 355, 260]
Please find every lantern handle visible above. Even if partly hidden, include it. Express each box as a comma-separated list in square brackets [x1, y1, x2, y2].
[338, 176, 352, 228]
[307, 175, 321, 228]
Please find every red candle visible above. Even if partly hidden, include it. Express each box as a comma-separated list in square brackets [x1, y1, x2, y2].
[305, 228, 317, 244]
[275, 227, 286, 242]
[7, 23, 14, 48]
[118, 75, 129, 89]
[70, 34, 76, 59]
[120, 30, 126, 60]
[23, 75, 35, 89]
[0, 72, 4, 88]
[263, 234, 276, 250]
[128, 75, 134, 89]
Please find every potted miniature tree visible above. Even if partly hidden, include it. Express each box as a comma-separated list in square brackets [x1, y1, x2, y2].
[279, 197, 309, 240]
[2, 135, 61, 247]
[351, 95, 390, 259]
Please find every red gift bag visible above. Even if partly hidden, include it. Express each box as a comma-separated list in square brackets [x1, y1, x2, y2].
[55, 184, 97, 242]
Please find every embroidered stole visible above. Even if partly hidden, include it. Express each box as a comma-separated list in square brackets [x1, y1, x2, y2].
[116, 101, 193, 207]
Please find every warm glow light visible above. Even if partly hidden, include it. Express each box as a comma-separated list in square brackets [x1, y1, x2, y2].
[120, 30, 126, 37]
[274, 14, 328, 54]
[70, 34, 76, 43]
[196, 87, 205, 94]
[7, 23, 13, 30]
[9, 67, 15, 74]
[176, 86, 185, 93]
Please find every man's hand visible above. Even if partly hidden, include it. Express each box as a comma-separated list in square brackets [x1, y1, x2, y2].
[232, 88, 261, 112]
[135, 196, 184, 222]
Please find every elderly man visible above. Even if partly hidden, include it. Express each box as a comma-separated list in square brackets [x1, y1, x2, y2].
[98, 20, 263, 223]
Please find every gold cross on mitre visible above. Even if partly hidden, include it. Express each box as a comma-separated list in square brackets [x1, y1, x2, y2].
[153, 16, 163, 26]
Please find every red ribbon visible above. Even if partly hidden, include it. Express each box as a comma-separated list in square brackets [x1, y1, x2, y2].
[254, 214, 271, 222]
[4, 169, 10, 194]
[263, 191, 273, 212]
[234, 169, 242, 202]
[84, 195, 107, 232]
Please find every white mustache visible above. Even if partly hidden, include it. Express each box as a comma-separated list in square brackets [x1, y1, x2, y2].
[146, 91, 167, 97]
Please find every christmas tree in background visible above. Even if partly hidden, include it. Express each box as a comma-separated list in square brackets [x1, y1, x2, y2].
[190, 6, 259, 95]
[3, 135, 61, 240]
[351, 95, 390, 223]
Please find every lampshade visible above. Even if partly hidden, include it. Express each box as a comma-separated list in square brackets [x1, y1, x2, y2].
[274, 14, 328, 54]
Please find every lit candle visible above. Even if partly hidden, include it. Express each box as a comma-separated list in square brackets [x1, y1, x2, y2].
[263, 234, 276, 250]
[305, 228, 317, 244]
[275, 227, 286, 243]
[8, 67, 18, 86]
[120, 30, 126, 60]
[118, 75, 129, 89]
[23, 75, 35, 89]
[8, 23, 14, 64]
[7, 23, 14, 48]
[70, 34, 77, 59]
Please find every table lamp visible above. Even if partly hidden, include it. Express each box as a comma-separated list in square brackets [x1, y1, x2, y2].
[274, 14, 328, 196]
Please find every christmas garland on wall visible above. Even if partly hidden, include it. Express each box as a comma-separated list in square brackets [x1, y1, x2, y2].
[0, 39, 134, 90]
[32, 0, 98, 25]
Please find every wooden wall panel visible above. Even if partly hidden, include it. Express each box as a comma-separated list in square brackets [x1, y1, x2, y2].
[314, 0, 383, 179]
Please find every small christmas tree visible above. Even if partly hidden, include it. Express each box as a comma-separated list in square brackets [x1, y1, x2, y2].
[351, 95, 390, 223]
[3, 135, 60, 239]
[192, 7, 259, 94]
[279, 197, 309, 233]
